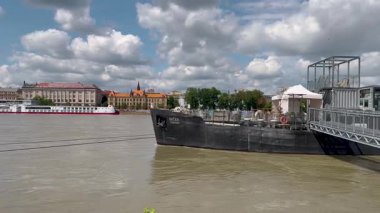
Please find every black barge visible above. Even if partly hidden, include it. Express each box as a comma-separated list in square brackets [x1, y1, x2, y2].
[150, 109, 380, 155]
[150, 56, 380, 155]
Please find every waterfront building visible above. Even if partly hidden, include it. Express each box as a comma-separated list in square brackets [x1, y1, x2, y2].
[168, 90, 186, 107]
[0, 88, 21, 101]
[108, 82, 167, 109]
[21, 82, 102, 106]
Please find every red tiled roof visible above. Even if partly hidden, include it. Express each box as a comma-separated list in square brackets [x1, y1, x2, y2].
[132, 89, 144, 97]
[113, 93, 130, 98]
[35, 82, 98, 89]
[147, 93, 166, 98]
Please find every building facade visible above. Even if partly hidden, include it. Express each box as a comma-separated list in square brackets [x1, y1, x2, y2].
[0, 88, 21, 101]
[168, 90, 186, 107]
[21, 82, 102, 106]
[108, 82, 167, 109]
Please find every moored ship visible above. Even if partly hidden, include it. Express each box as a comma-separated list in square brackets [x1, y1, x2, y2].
[150, 109, 380, 155]
[0, 104, 119, 115]
[150, 56, 380, 155]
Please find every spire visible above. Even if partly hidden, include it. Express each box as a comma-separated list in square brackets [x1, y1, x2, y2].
[130, 89, 133, 96]
[137, 81, 140, 90]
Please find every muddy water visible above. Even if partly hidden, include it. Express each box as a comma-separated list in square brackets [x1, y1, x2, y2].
[0, 114, 379, 212]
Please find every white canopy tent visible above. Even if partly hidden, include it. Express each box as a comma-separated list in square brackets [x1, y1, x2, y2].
[271, 84, 323, 114]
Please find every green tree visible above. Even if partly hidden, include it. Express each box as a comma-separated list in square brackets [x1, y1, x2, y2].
[244, 90, 264, 110]
[263, 101, 272, 110]
[300, 99, 307, 112]
[184, 87, 267, 111]
[230, 91, 245, 110]
[167, 96, 179, 109]
[198, 87, 220, 109]
[217, 93, 230, 109]
[33, 95, 54, 106]
[142, 102, 148, 110]
[121, 103, 127, 109]
[208, 87, 221, 109]
[185, 88, 199, 109]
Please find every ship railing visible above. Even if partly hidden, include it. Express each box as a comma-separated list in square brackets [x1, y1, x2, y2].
[185, 109, 307, 129]
[308, 107, 380, 138]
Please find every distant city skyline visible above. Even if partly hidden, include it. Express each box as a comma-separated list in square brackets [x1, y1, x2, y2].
[1, 0, 380, 93]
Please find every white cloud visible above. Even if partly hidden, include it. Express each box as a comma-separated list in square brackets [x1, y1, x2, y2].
[360, 52, 380, 78]
[153, 0, 219, 10]
[26, 0, 101, 33]
[71, 30, 146, 65]
[137, 2, 240, 90]
[21, 29, 71, 58]
[295, 58, 311, 71]
[2, 29, 152, 90]
[161, 65, 217, 81]
[20, 29, 146, 66]
[10, 52, 99, 75]
[245, 56, 282, 79]
[0, 65, 12, 87]
[137, 2, 239, 60]
[54, 7, 97, 33]
[102, 64, 154, 81]
[4, 0, 380, 93]
[6, 51, 154, 90]
[265, 15, 321, 53]
[238, 0, 380, 56]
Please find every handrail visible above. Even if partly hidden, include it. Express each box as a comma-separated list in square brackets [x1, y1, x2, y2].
[328, 107, 380, 114]
[309, 108, 380, 118]
[308, 107, 380, 138]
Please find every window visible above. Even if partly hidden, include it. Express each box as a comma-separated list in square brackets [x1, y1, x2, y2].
[364, 100, 369, 107]
[360, 89, 370, 98]
[374, 89, 380, 111]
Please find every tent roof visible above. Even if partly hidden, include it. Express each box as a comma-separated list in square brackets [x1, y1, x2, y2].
[272, 84, 322, 100]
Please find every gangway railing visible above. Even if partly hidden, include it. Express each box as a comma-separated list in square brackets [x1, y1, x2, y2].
[308, 108, 380, 148]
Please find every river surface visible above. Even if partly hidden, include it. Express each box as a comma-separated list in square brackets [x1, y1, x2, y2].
[0, 114, 379, 213]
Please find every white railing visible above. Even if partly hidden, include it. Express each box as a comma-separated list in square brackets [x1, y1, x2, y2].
[308, 108, 380, 148]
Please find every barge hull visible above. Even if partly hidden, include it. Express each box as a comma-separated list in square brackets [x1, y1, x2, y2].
[151, 109, 380, 155]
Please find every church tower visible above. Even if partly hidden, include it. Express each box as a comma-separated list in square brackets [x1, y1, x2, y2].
[137, 81, 141, 91]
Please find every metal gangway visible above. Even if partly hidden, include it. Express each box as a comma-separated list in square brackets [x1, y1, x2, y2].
[308, 108, 380, 148]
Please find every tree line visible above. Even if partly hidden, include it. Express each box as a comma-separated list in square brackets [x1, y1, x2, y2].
[32, 95, 55, 105]
[184, 87, 271, 110]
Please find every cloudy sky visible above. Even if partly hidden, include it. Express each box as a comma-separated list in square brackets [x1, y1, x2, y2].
[0, 0, 379, 93]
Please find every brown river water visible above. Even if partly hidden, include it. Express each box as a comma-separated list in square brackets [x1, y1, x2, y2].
[0, 114, 379, 213]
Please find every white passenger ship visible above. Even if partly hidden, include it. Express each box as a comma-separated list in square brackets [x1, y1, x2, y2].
[0, 104, 119, 115]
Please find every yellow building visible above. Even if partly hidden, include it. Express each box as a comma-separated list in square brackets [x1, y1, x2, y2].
[21, 82, 102, 106]
[108, 82, 167, 109]
[0, 88, 21, 101]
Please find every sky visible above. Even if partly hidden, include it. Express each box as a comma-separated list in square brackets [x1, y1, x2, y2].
[0, 0, 380, 94]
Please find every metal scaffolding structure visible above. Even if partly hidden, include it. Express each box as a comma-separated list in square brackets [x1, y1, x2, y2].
[307, 56, 360, 92]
